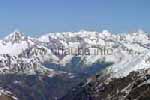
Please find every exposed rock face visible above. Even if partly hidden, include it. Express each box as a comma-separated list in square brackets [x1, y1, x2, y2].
[62, 69, 150, 100]
[0, 95, 14, 100]
[0, 74, 84, 100]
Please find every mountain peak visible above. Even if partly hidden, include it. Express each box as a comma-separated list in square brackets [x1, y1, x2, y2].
[102, 30, 111, 36]
[5, 30, 26, 43]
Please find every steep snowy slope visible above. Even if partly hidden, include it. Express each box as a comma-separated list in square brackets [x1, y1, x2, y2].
[0, 31, 60, 76]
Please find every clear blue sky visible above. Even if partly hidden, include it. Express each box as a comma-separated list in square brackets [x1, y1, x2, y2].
[0, 0, 149, 37]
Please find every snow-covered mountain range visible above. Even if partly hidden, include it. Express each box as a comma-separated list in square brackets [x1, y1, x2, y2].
[0, 30, 150, 99]
[0, 30, 150, 78]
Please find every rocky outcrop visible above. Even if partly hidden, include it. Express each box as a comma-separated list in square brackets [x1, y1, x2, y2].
[62, 69, 150, 100]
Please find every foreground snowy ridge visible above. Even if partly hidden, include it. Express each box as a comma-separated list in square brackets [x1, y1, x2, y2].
[0, 29, 150, 78]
